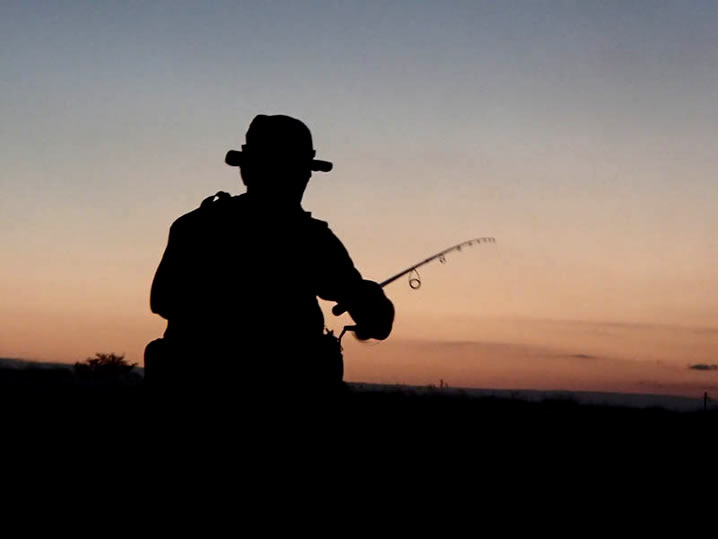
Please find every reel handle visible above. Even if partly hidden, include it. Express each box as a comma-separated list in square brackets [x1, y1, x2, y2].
[339, 325, 357, 342]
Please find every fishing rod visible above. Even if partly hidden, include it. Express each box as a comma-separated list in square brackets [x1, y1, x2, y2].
[334, 236, 496, 338]
[378, 236, 495, 290]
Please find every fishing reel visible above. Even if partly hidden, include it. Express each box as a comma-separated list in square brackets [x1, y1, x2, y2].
[338, 324, 357, 345]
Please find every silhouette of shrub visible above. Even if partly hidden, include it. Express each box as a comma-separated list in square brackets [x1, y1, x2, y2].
[74, 353, 138, 383]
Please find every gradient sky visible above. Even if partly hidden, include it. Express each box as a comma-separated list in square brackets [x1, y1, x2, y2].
[2, 1, 717, 397]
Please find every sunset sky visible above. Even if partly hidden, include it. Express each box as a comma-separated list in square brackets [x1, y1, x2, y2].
[2, 1, 717, 397]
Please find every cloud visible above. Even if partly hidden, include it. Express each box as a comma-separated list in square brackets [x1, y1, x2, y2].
[688, 364, 718, 371]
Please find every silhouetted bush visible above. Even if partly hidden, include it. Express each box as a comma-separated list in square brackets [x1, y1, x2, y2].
[74, 353, 139, 384]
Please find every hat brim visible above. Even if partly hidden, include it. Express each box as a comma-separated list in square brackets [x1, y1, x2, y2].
[225, 150, 332, 172]
[311, 159, 333, 172]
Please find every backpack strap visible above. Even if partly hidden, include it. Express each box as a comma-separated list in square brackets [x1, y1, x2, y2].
[200, 191, 232, 209]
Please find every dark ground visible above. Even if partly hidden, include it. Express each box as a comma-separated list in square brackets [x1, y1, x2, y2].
[3, 365, 715, 493]
[3, 366, 715, 437]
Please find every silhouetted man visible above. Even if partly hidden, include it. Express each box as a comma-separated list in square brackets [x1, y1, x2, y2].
[146, 114, 394, 389]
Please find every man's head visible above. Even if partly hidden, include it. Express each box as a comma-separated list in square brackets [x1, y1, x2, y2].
[225, 115, 332, 205]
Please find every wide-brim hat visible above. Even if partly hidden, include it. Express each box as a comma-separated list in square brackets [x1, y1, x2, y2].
[225, 114, 333, 172]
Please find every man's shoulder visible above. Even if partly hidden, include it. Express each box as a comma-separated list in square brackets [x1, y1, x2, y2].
[170, 192, 243, 232]
[302, 215, 352, 258]
[303, 214, 344, 246]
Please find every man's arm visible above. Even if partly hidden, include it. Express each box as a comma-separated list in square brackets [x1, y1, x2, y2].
[314, 225, 394, 340]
